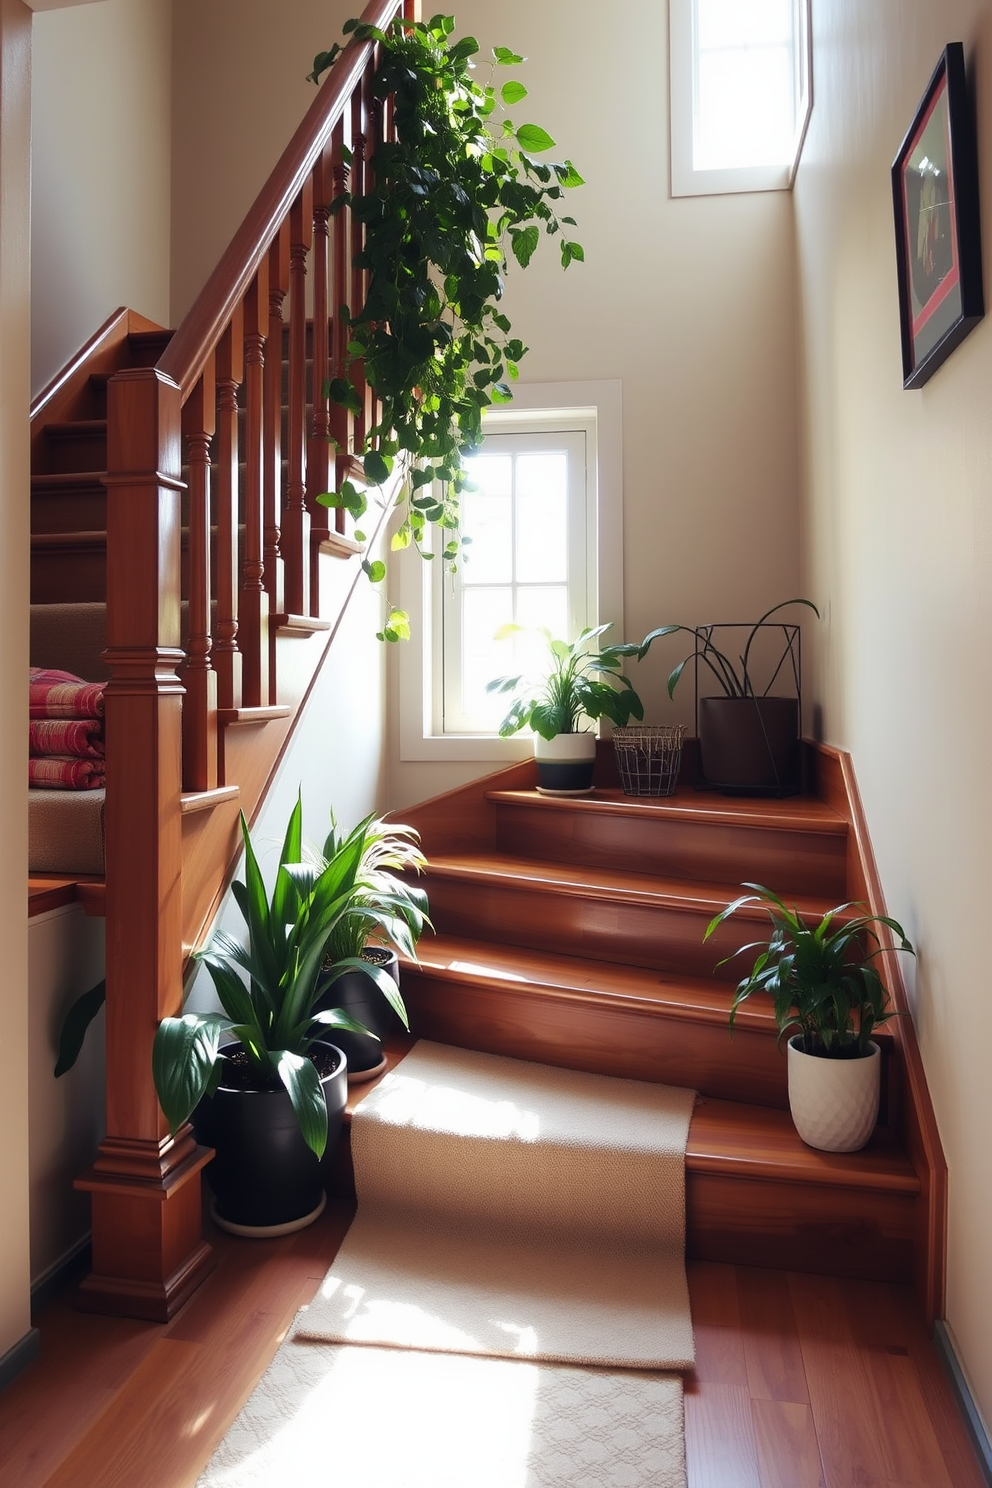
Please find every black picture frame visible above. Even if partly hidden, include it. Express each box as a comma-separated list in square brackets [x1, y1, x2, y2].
[891, 43, 984, 389]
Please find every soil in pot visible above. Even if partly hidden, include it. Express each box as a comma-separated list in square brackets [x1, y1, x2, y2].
[193, 1040, 347, 1232]
[698, 696, 800, 795]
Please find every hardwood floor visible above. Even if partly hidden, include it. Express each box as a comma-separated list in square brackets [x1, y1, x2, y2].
[0, 1198, 982, 1487]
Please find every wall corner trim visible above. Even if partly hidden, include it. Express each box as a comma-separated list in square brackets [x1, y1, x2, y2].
[933, 1321, 992, 1485]
[0, 1327, 41, 1393]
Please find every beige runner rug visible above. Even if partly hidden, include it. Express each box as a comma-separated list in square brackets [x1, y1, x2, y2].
[198, 1042, 695, 1488]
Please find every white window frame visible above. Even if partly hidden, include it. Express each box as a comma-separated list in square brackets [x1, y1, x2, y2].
[396, 380, 623, 763]
[669, 0, 813, 198]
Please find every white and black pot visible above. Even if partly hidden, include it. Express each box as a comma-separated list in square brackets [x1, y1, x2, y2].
[534, 730, 596, 794]
[786, 1036, 881, 1152]
[193, 1039, 347, 1235]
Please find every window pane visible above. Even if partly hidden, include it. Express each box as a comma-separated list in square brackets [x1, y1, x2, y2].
[515, 452, 568, 583]
[693, 0, 797, 171]
[459, 587, 513, 729]
[516, 585, 568, 641]
[461, 456, 513, 585]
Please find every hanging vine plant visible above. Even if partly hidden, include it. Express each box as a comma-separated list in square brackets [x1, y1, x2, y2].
[308, 12, 584, 639]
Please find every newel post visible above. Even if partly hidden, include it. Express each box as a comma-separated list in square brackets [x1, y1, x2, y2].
[75, 367, 214, 1321]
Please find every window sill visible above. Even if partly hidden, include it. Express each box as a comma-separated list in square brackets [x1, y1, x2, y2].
[399, 733, 534, 765]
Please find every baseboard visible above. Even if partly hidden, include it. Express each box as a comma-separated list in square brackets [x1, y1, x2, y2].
[934, 1320, 992, 1485]
[30, 1235, 91, 1315]
[0, 1327, 40, 1392]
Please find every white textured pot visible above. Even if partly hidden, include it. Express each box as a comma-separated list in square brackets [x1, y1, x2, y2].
[533, 730, 596, 794]
[786, 1036, 881, 1152]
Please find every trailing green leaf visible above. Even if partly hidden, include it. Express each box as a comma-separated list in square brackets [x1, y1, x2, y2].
[308, 15, 584, 627]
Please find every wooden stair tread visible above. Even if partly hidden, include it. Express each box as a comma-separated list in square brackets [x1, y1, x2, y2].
[32, 472, 106, 491]
[487, 785, 848, 835]
[687, 1095, 919, 1193]
[425, 850, 841, 918]
[338, 1041, 916, 1196]
[29, 874, 105, 918]
[406, 932, 781, 1031]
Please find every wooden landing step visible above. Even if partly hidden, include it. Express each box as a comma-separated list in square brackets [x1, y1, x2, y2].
[29, 875, 105, 918]
[332, 1038, 919, 1286]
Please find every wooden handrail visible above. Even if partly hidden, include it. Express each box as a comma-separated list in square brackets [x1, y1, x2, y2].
[159, 0, 404, 399]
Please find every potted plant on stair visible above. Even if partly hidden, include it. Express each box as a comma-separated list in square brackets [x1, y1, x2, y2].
[637, 599, 819, 794]
[313, 812, 430, 1083]
[487, 624, 644, 794]
[705, 883, 915, 1152]
[152, 796, 409, 1235]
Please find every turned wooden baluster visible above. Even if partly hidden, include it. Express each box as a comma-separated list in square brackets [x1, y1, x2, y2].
[180, 358, 218, 792]
[264, 223, 289, 634]
[328, 114, 355, 542]
[213, 310, 244, 717]
[282, 178, 314, 617]
[239, 263, 269, 707]
[307, 139, 335, 602]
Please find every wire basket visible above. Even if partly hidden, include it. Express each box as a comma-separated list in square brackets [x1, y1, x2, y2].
[612, 725, 687, 797]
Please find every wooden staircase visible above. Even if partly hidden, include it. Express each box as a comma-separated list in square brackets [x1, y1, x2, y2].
[398, 746, 946, 1321]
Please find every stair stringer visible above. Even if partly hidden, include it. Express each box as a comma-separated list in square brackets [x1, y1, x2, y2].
[815, 742, 947, 1324]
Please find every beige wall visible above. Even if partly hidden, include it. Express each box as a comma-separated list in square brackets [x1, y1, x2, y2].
[796, 0, 992, 1427]
[170, 0, 357, 319]
[28, 908, 105, 1285]
[31, 0, 172, 395]
[0, 0, 33, 1370]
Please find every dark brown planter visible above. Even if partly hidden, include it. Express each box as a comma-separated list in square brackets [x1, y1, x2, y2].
[315, 947, 400, 1079]
[698, 696, 800, 795]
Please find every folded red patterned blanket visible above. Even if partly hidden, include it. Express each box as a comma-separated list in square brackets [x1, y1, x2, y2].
[29, 667, 105, 720]
[29, 718, 104, 760]
[28, 756, 105, 791]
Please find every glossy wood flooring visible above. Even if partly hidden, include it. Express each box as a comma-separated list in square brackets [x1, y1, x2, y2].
[0, 1198, 983, 1488]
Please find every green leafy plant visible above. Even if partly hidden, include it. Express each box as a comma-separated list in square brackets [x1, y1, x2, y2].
[308, 13, 584, 623]
[705, 883, 915, 1057]
[487, 623, 644, 740]
[315, 811, 430, 964]
[152, 797, 411, 1159]
[637, 599, 819, 698]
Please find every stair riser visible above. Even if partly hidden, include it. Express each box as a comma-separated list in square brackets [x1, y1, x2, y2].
[425, 874, 755, 981]
[31, 486, 106, 534]
[401, 969, 791, 1107]
[686, 1171, 916, 1283]
[43, 429, 107, 475]
[494, 804, 848, 899]
[31, 548, 105, 605]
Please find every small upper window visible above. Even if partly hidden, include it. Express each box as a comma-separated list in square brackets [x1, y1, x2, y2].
[670, 0, 812, 197]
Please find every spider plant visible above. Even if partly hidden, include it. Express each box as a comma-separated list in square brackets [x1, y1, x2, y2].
[486, 623, 643, 739]
[152, 797, 410, 1160]
[705, 883, 915, 1057]
[316, 812, 429, 966]
[638, 598, 819, 699]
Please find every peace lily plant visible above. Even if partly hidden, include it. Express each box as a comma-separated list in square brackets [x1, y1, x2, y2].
[152, 797, 411, 1160]
[308, 13, 585, 639]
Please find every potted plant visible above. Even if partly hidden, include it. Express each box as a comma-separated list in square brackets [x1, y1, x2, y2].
[152, 796, 409, 1235]
[487, 624, 644, 794]
[637, 599, 819, 794]
[313, 812, 430, 1083]
[308, 13, 586, 632]
[705, 883, 915, 1152]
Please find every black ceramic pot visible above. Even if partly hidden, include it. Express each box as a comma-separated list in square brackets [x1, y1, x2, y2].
[193, 1040, 347, 1231]
[698, 696, 800, 795]
[315, 947, 400, 1079]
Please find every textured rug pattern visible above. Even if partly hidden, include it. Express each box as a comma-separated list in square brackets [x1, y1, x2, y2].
[298, 1041, 696, 1369]
[198, 1042, 695, 1487]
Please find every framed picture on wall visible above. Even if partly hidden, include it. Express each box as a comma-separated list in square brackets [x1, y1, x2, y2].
[891, 42, 984, 389]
